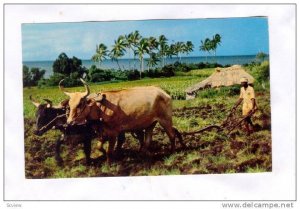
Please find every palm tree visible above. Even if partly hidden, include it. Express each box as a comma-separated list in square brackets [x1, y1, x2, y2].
[211, 34, 222, 62]
[125, 33, 132, 69]
[109, 35, 127, 70]
[128, 30, 142, 69]
[173, 42, 183, 62]
[91, 43, 108, 68]
[126, 31, 141, 69]
[174, 41, 186, 62]
[148, 36, 159, 51]
[134, 38, 149, 78]
[158, 35, 168, 67]
[147, 52, 159, 70]
[131, 30, 142, 47]
[200, 38, 213, 62]
[166, 44, 176, 61]
[146, 36, 159, 70]
[184, 41, 194, 56]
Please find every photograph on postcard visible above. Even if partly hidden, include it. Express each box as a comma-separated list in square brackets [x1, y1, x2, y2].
[22, 17, 271, 178]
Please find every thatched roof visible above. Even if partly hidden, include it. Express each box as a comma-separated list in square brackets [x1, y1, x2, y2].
[186, 65, 254, 98]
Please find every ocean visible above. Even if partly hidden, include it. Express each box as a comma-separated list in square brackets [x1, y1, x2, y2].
[23, 55, 264, 78]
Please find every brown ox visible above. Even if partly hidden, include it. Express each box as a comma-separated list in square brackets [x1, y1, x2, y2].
[59, 79, 185, 162]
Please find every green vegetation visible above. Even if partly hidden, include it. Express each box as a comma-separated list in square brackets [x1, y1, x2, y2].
[24, 61, 271, 178]
[92, 43, 109, 68]
[23, 65, 45, 87]
[256, 52, 267, 63]
[46, 53, 87, 87]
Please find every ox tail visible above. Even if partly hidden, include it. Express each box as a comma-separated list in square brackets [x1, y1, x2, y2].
[173, 127, 186, 149]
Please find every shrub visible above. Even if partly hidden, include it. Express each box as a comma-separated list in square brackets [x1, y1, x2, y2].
[127, 70, 140, 80]
[197, 62, 207, 69]
[197, 85, 241, 99]
[23, 65, 46, 87]
[53, 53, 86, 77]
[177, 63, 192, 72]
[113, 70, 128, 81]
[23, 65, 31, 87]
[207, 62, 223, 68]
[256, 61, 270, 82]
[196, 62, 224, 69]
[40, 73, 83, 87]
[247, 61, 270, 83]
[161, 65, 175, 77]
[188, 63, 198, 70]
[88, 65, 113, 82]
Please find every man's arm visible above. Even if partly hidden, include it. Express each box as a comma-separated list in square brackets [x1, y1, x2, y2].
[251, 98, 256, 111]
[232, 98, 243, 110]
[250, 87, 256, 111]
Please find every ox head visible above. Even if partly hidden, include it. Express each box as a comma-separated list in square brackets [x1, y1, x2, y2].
[30, 95, 67, 135]
[59, 79, 94, 125]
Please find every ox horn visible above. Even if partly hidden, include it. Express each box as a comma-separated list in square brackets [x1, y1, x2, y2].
[59, 79, 72, 97]
[43, 99, 53, 108]
[29, 95, 40, 107]
[80, 78, 90, 98]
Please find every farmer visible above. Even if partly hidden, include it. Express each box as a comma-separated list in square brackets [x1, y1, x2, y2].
[232, 77, 257, 135]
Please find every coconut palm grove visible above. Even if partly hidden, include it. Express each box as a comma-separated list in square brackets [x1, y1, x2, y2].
[23, 31, 228, 88]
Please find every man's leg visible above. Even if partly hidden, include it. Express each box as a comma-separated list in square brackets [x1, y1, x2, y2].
[245, 117, 253, 135]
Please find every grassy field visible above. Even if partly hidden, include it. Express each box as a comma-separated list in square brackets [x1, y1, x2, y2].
[23, 66, 272, 178]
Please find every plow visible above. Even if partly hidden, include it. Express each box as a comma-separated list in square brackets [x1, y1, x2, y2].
[182, 106, 257, 137]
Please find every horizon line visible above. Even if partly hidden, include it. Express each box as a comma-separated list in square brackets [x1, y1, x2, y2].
[23, 54, 269, 62]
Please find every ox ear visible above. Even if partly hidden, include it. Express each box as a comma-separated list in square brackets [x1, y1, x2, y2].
[60, 99, 70, 108]
[29, 95, 40, 107]
[87, 98, 95, 107]
[52, 99, 69, 109]
[94, 93, 106, 103]
[43, 99, 53, 108]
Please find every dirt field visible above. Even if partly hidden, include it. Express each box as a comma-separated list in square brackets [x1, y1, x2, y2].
[24, 98, 271, 178]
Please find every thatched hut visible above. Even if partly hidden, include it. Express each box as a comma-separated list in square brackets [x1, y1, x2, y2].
[186, 65, 254, 100]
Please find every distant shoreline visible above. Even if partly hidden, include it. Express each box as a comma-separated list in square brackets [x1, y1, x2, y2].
[23, 54, 266, 63]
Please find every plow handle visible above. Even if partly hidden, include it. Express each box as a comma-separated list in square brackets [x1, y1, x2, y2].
[182, 125, 222, 136]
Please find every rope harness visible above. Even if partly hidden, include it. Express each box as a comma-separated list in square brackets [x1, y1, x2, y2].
[67, 93, 105, 124]
[37, 94, 106, 135]
[37, 113, 67, 133]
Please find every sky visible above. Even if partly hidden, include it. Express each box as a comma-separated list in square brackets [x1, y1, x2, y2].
[22, 17, 269, 61]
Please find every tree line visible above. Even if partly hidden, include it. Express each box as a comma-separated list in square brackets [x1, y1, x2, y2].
[91, 31, 222, 78]
[23, 52, 229, 87]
